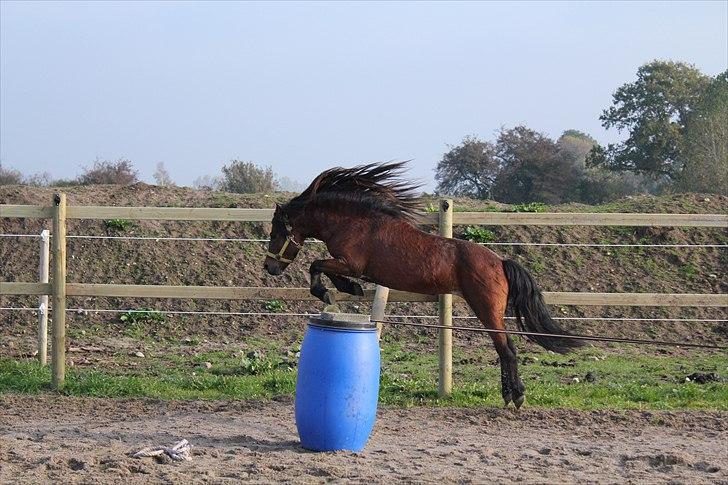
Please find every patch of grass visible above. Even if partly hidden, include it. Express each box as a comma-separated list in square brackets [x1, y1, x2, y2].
[118, 309, 166, 340]
[680, 263, 698, 278]
[640, 257, 661, 275]
[0, 358, 293, 399]
[453, 204, 501, 213]
[210, 194, 238, 208]
[461, 226, 496, 243]
[610, 226, 635, 237]
[529, 258, 546, 274]
[67, 326, 96, 340]
[239, 350, 284, 375]
[2, 347, 726, 410]
[104, 219, 133, 231]
[378, 348, 728, 409]
[119, 309, 165, 325]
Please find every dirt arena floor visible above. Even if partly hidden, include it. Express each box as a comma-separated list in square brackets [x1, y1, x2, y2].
[0, 394, 726, 484]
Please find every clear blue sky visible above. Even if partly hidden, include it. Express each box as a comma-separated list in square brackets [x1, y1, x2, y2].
[1, 1, 726, 190]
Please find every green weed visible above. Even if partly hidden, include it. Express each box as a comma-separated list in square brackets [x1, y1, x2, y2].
[104, 219, 133, 231]
[509, 202, 549, 213]
[119, 309, 165, 324]
[453, 204, 501, 213]
[424, 203, 438, 213]
[530, 259, 546, 274]
[264, 299, 286, 312]
[461, 226, 496, 243]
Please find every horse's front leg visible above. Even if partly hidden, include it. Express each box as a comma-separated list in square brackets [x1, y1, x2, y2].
[309, 259, 364, 305]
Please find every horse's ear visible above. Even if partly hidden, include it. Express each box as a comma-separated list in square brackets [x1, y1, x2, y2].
[274, 202, 292, 231]
[273, 203, 283, 219]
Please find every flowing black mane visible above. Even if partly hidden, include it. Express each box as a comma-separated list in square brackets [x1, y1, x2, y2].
[284, 162, 422, 220]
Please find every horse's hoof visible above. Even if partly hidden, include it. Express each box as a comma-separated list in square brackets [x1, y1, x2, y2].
[502, 392, 513, 408]
[351, 282, 364, 296]
[514, 394, 525, 409]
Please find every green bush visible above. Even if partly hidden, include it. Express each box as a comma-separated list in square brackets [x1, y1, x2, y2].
[220, 160, 277, 193]
[79, 159, 139, 185]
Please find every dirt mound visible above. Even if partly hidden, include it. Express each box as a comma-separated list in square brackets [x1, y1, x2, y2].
[1, 184, 726, 350]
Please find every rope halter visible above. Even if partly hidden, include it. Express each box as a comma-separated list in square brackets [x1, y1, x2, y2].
[266, 234, 301, 264]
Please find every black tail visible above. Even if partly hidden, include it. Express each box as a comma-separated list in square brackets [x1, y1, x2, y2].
[502, 259, 583, 353]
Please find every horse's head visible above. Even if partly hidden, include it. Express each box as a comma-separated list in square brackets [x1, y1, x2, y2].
[264, 203, 303, 275]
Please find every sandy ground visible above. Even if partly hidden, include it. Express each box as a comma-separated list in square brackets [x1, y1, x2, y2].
[0, 395, 726, 484]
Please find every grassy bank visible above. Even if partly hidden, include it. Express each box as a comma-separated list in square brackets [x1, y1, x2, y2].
[2, 341, 726, 410]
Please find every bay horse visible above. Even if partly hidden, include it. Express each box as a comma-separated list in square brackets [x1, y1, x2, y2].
[263, 162, 582, 408]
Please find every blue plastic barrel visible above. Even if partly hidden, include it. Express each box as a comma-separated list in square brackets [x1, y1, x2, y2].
[295, 312, 381, 452]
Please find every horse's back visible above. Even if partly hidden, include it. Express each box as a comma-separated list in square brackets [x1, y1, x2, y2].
[363, 221, 504, 295]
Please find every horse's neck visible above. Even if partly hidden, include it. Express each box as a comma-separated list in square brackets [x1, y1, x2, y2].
[299, 209, 371, 243]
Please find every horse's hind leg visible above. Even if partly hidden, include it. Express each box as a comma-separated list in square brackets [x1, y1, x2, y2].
[462, 283, 525, 409]
[326, 273, 364, 296]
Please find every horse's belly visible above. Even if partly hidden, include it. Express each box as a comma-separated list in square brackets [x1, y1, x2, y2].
[365, 258, 458, 295]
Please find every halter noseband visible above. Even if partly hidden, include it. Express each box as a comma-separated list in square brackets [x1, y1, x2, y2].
[266, 234, 301, 264]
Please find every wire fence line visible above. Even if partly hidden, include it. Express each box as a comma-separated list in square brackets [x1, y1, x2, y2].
[1, 306, 726, 323]
[2, 233, 726, 248]
[374, 319, 728, 350]
[3, 306, 726, 350]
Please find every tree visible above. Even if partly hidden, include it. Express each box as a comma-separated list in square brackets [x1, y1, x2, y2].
[220, 160, 277, 193]
[78, 158, 139, 185]
[557, 130, 644, 203]
[577, 168, 665, 204]
[434, 136, 500, 199]
[193, 175, 222, 191]
[277, 175, 305, 192]
[153, 162, 176, 187]
[25, 172, 52, 186]
[492, 126, 580, 204]
[0, 162, 23, 185]
[557, 130, 597, 169]
[678, 71, 728, 194]
[592, 60, 711, 179]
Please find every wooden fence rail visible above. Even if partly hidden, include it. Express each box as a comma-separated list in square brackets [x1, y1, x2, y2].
[3, 204, 728, 226]
[1, 197, 727, 391]
[2, 282, 727, 306]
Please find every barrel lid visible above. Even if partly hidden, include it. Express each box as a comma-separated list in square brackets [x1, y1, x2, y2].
[309, 312, 377, 330]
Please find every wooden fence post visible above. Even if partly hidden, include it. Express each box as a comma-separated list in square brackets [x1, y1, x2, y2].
[51, 193, 67, 389]
[371, 285, 390, 341]
[37, 229, 50, 366]
[438, 199, 453, 397]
